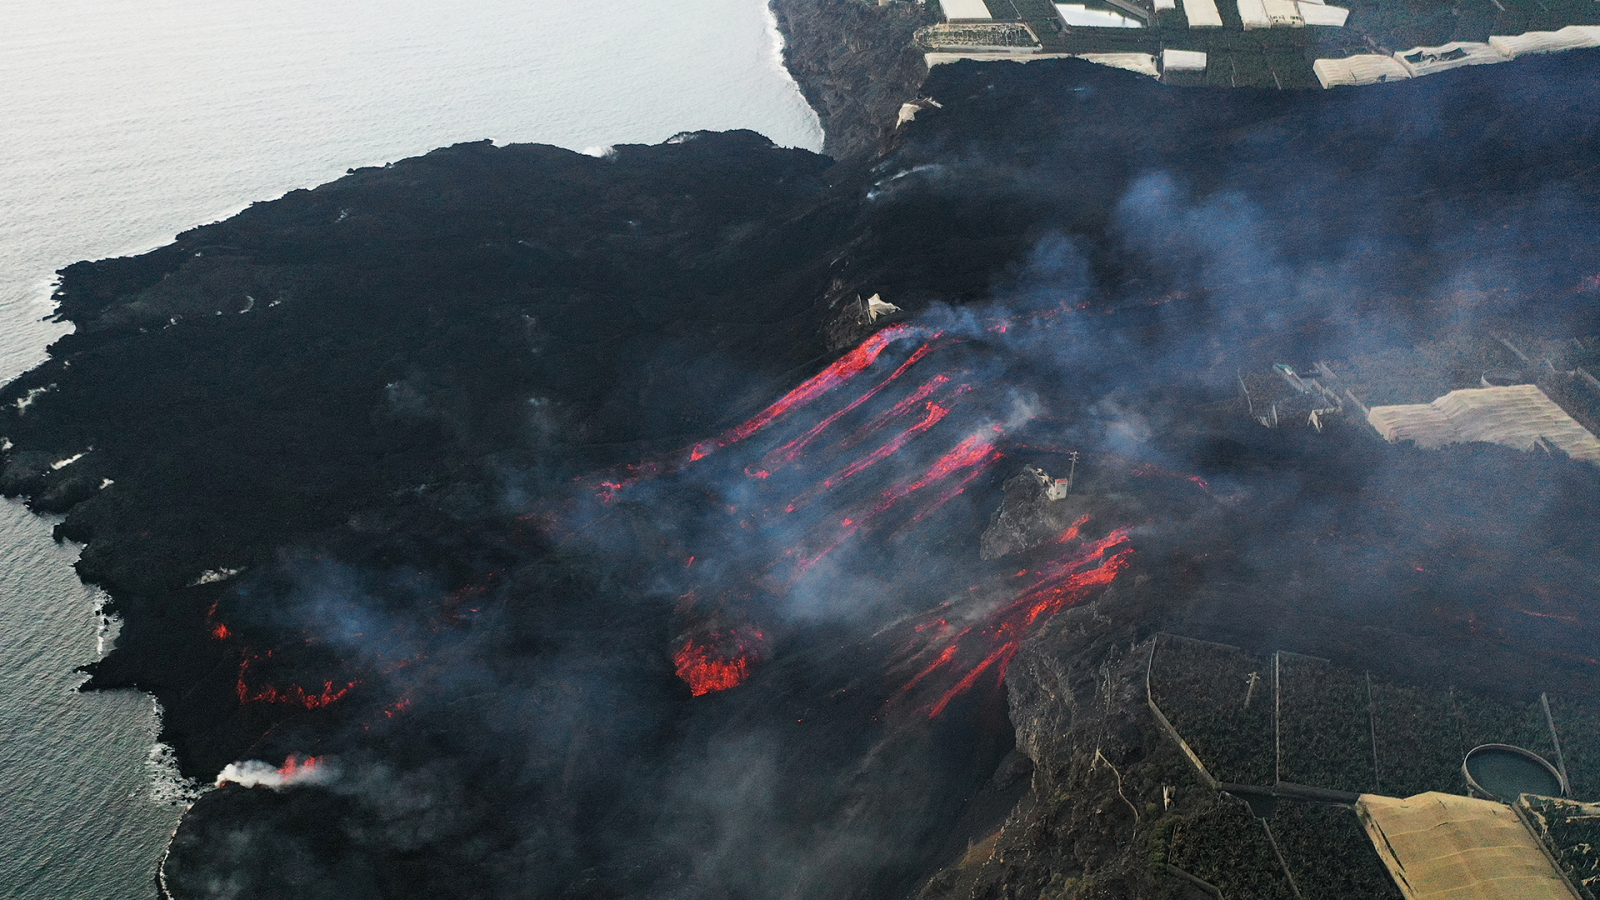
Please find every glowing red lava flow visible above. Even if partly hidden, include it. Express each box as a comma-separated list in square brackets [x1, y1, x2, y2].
[836, 372, 955, 454]
[674, 629, 765, 696]
[759, 338, 944, 474]
[691, 324, 919, 462]
[874, 430, 1002, 516]
[236, 654, 356, 710]
[277, 754, 326, 779]
[906, 528, 1133, 718]
[794, 428, 1004, 573]
[824, 399, 953, 490]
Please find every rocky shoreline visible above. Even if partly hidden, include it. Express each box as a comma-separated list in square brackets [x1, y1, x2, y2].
[769, 0, 936, 161]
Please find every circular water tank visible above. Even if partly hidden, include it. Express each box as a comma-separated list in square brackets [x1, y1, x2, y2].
[1463, 744, 1566, 801]
[1480, 370, 1527, 388]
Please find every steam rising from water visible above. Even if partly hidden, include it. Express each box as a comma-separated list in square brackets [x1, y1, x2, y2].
[217, 755, 339, 791]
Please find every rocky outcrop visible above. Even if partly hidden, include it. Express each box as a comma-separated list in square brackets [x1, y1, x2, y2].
[979, 466, 1091, 560]
[770, 0, 936, 161]
[915, 591, 1188, 900]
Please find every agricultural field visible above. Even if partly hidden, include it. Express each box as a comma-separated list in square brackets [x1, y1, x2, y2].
[1166, 795, 1296, 900]
[1148, 635, 1276, 786]
[1270, 803, 1404, 900]
[1277, 653, 1378, 794]
[1454, 692, 1556, 760]
[1370, 680, 1468, 798]
[932, 0, 1600, 89]
[1551, 695, 1600, 801]
[1519, 796, 1600, 900]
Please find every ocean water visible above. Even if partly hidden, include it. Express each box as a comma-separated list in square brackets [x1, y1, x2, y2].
[0, 1, 820, 896]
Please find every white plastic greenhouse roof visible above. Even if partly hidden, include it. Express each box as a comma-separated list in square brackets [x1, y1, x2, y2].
[1313, 54, 1411, 87]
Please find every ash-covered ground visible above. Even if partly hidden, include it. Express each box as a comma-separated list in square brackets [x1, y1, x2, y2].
[3, 52, 1600, 899]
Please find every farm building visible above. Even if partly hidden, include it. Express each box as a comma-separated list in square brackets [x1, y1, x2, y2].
[940, 0, 994, 20]
[1365, 384, 1600, 464]
[1313, 54, 1411, 86]
[1235, 0, 1349, 29]
[1489, 25, 1600, 58]
[1179, 0, 1224, 28]
[1161, 48, 1208, 71]
[1397, 41, 1507, 76]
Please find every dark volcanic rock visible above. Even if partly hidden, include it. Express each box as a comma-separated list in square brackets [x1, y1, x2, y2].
[8, 51, 1600, 900]
[1, 131, 850, 777]
[979, 465, 1090, 560]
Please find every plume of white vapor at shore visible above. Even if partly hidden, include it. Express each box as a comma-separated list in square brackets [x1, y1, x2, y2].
[216, 755, 339, 790]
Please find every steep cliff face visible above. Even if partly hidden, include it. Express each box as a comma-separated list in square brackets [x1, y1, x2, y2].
[770, 0, 935, 161]
[915, 594, 1188, 900]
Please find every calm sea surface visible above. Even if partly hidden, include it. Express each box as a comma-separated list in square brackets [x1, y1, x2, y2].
[0, 2, 820, 896]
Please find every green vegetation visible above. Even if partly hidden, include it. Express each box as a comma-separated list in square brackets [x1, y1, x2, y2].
[1270, 803, 1405, 899]
[1370, 679, 1467, 797]
[1167, 796, 1297, 899]
[1519, 796, 1600, 900]
[1455, 693, 1556, 759]
[1278, 653, 1378, 794]
[1552, 695, 1600, 801]
[1149, 636, 1276, 786]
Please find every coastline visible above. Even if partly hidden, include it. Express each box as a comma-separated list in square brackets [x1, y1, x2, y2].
[5, 11, 1600, 897]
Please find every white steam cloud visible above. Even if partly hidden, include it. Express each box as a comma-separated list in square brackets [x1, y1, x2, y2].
[216, 756, 339, 791]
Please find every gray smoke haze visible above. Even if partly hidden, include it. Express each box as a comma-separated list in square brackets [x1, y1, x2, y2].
[160, 53, 1600, 900]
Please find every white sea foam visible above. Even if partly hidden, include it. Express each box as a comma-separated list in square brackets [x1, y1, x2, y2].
[146, 737, 207, 807]
[15, 385, 53, 413]
[50, 452, 85, 470]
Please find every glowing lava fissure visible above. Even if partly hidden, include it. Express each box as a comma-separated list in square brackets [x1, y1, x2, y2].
[674, 627, 765, 696]
[691, 324, 923, 461]
[902, 527, 1133, 718]
[216, 753, 338, 790]
[760, 337, 946, 473]
[236, 652, 356, 710]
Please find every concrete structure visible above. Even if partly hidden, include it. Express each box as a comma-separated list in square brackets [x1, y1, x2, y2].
[1161, 48, 1207, 71]
[1357, 792, 1581, 900]
[1313, 54, 1412, 87]
[1366, 384, 1600, 464]
[1180, 0, 1224, 28]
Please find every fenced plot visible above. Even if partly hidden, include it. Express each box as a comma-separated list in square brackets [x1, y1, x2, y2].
[1519, 796, 1600, 900]
[1455, 692, 1557, 759]
[1167, 795, 1296, 900]
[1270, 802, 1404, 900]
[1370, 679, 1467, 798]
[1549, 695, 1600, 800]
[1277, 652, 1378, 794]
[1148, 635, 1276, 786]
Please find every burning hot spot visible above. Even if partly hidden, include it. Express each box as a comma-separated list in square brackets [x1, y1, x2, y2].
[674, 627, 765, 696]
[901, 526, 1133, 718]
[216, 753, 338, 790]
